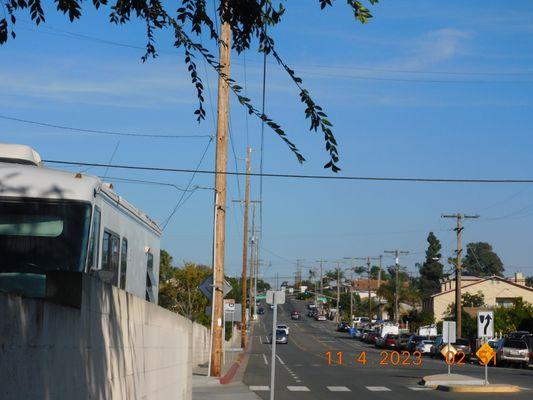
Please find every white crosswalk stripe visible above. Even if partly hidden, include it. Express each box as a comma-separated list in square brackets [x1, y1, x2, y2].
[249, 386, 270, 391]
[408, 386, 433, 391]
[287, 386, 310, 392]
[366, 386, 392, 392]
[327, 386, 351, 392]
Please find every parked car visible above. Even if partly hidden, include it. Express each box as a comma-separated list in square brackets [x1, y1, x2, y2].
[416, 339, 435, 354]
[349, 327, 361, 338]
[366, 332, 378, 345]
[291, 311, 301, 320]
[406, 335, 428, 352]
[397, 333, 414, 350]
[353, 316, 370, 327]
[495, 338, 529, 367]
[521, 334, 533, 365]
[269, 329, 288, 344]
[315, 313, 327, 321]
[375, 335, 386, 348]
[453, 338, 472, 360]
[337, 322, 350, 332]
[508, 331, 530, 340]
[277, 324, 289, 336]
[257, 307, 265, 315]
[430, 336, 471, 360]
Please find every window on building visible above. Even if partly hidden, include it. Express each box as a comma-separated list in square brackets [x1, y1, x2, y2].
[86, 207, 101, 272]
[102, 230, 120, 286]
[119, 238, 128, 290]
[496, 297, 518, 308]
[145, 251, 155, 302]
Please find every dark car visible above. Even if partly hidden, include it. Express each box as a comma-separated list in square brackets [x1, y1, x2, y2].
[337, 322, 350, 332]
[397, 333, 413, 350]
[430, 337, 471, 360]
[406, 335, 428, 352]
[291, 311, 301, 320]
[257, 307, 265, 315]
[366, 331, 378, 345]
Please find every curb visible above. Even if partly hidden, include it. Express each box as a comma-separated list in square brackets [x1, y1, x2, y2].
[437, 384, 521, 393]
[219, 326, 254, 385]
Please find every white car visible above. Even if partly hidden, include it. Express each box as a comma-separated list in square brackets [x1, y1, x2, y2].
[416, 340, 435, 354]
[277, 324, 289, 336]
[315, 314, 327, 321]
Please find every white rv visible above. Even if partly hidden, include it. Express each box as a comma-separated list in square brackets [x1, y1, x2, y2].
[0, 144, 161, 303]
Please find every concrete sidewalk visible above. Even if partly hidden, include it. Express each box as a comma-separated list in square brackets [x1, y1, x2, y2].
[192, 375, 261, 400]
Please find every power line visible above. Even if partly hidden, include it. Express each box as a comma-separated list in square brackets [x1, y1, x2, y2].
[44, 159, 533, 183]
[0, 114, 212, 139]
[19, 23, 533, 81]
[160, 137, 213, 230]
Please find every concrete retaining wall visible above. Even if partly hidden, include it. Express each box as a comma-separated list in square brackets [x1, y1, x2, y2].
[0, 275, 207, 400]
[192, 322, 210, 370]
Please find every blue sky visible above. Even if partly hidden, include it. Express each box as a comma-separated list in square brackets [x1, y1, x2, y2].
[2, 1, 533, 284]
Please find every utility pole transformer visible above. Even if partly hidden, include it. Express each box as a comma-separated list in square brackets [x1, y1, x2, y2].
[442, 213, 479, 338]
[210, 11, 231, 377]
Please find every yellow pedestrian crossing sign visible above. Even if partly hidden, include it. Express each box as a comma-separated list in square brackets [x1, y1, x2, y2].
[476, 342, 496, 366]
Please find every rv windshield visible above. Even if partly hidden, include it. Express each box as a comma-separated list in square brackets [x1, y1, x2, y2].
[0, 198, 91, 297]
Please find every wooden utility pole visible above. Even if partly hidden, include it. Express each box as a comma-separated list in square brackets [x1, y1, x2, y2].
[315, 259, 326, 295]
[442, 213, 479, 338]
[336, 264, 341, 323]
[366, 257, 372, 319]
[377, 255, 382, 319]
[384, 250, 409, 324]
[249, 204, 256, 318]
[240, 147, 251, 348]
[210, 12, 231, 378]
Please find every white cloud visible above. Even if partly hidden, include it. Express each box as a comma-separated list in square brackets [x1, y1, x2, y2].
[392, 28, 472, 70]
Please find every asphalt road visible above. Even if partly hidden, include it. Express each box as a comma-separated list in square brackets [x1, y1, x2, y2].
[243, 298, 533, 399]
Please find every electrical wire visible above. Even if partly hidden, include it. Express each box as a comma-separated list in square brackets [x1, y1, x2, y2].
[43, 159, 533, 183]
[0, 114, 212, 139]
[160, 137, 213, 230]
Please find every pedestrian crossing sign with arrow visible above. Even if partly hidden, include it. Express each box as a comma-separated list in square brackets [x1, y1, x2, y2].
[477, 311, 494, 338]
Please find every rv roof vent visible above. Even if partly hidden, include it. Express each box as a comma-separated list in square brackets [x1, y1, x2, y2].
[0, 143, 43, 166]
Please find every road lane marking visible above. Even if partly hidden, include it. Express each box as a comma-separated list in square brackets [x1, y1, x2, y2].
[327, 386, 351, 392]
[262, 354, 268, 365]
[275, 354, 285, 365]
[366, 386, 391, 392]
[259, 336, 263, 344]
[408, 387, 433, 391]
[311, 364, 321, 367]
[287, 386, 310, 392]
[249, 386, 270, 391]
[294, 363, 303, 367]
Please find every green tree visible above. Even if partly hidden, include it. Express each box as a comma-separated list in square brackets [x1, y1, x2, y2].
[526, 276, 533, 288]
[1, 1, 379, 172]
[462, 242, 504, 277]
[418, 232, 444, 298]
[462, 291, 485, 307]
[158, 261, 211, 326]
[494, 299, 533, 334]
[159, 249, 175, 282]
[377, 270, 420, 321]
[404, 310, 434, 332]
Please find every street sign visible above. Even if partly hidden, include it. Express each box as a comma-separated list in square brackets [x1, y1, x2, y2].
[317, 297, 326, 303]
[477, 311, 494, 338]
[256, 294, 267, 300]
[476, 342, 496, 366]
[266, 290, 285, 305]
[443, 321, 456, 344]
[441, 344, 457, 362]
[199, 275, 232, 300]
[224, 299, 235, 312]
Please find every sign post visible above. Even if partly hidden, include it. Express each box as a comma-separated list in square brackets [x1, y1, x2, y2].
[477, 311, 494, 385]
[267, 290, 285, 400]
[442, 321, 456, 375]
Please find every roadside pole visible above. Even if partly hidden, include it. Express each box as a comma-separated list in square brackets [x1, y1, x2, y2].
[270, 291, 278, 400]
[267, 290, 285, 400]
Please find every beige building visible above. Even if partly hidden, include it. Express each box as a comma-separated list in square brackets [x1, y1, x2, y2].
[423, 272, 533, 321]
